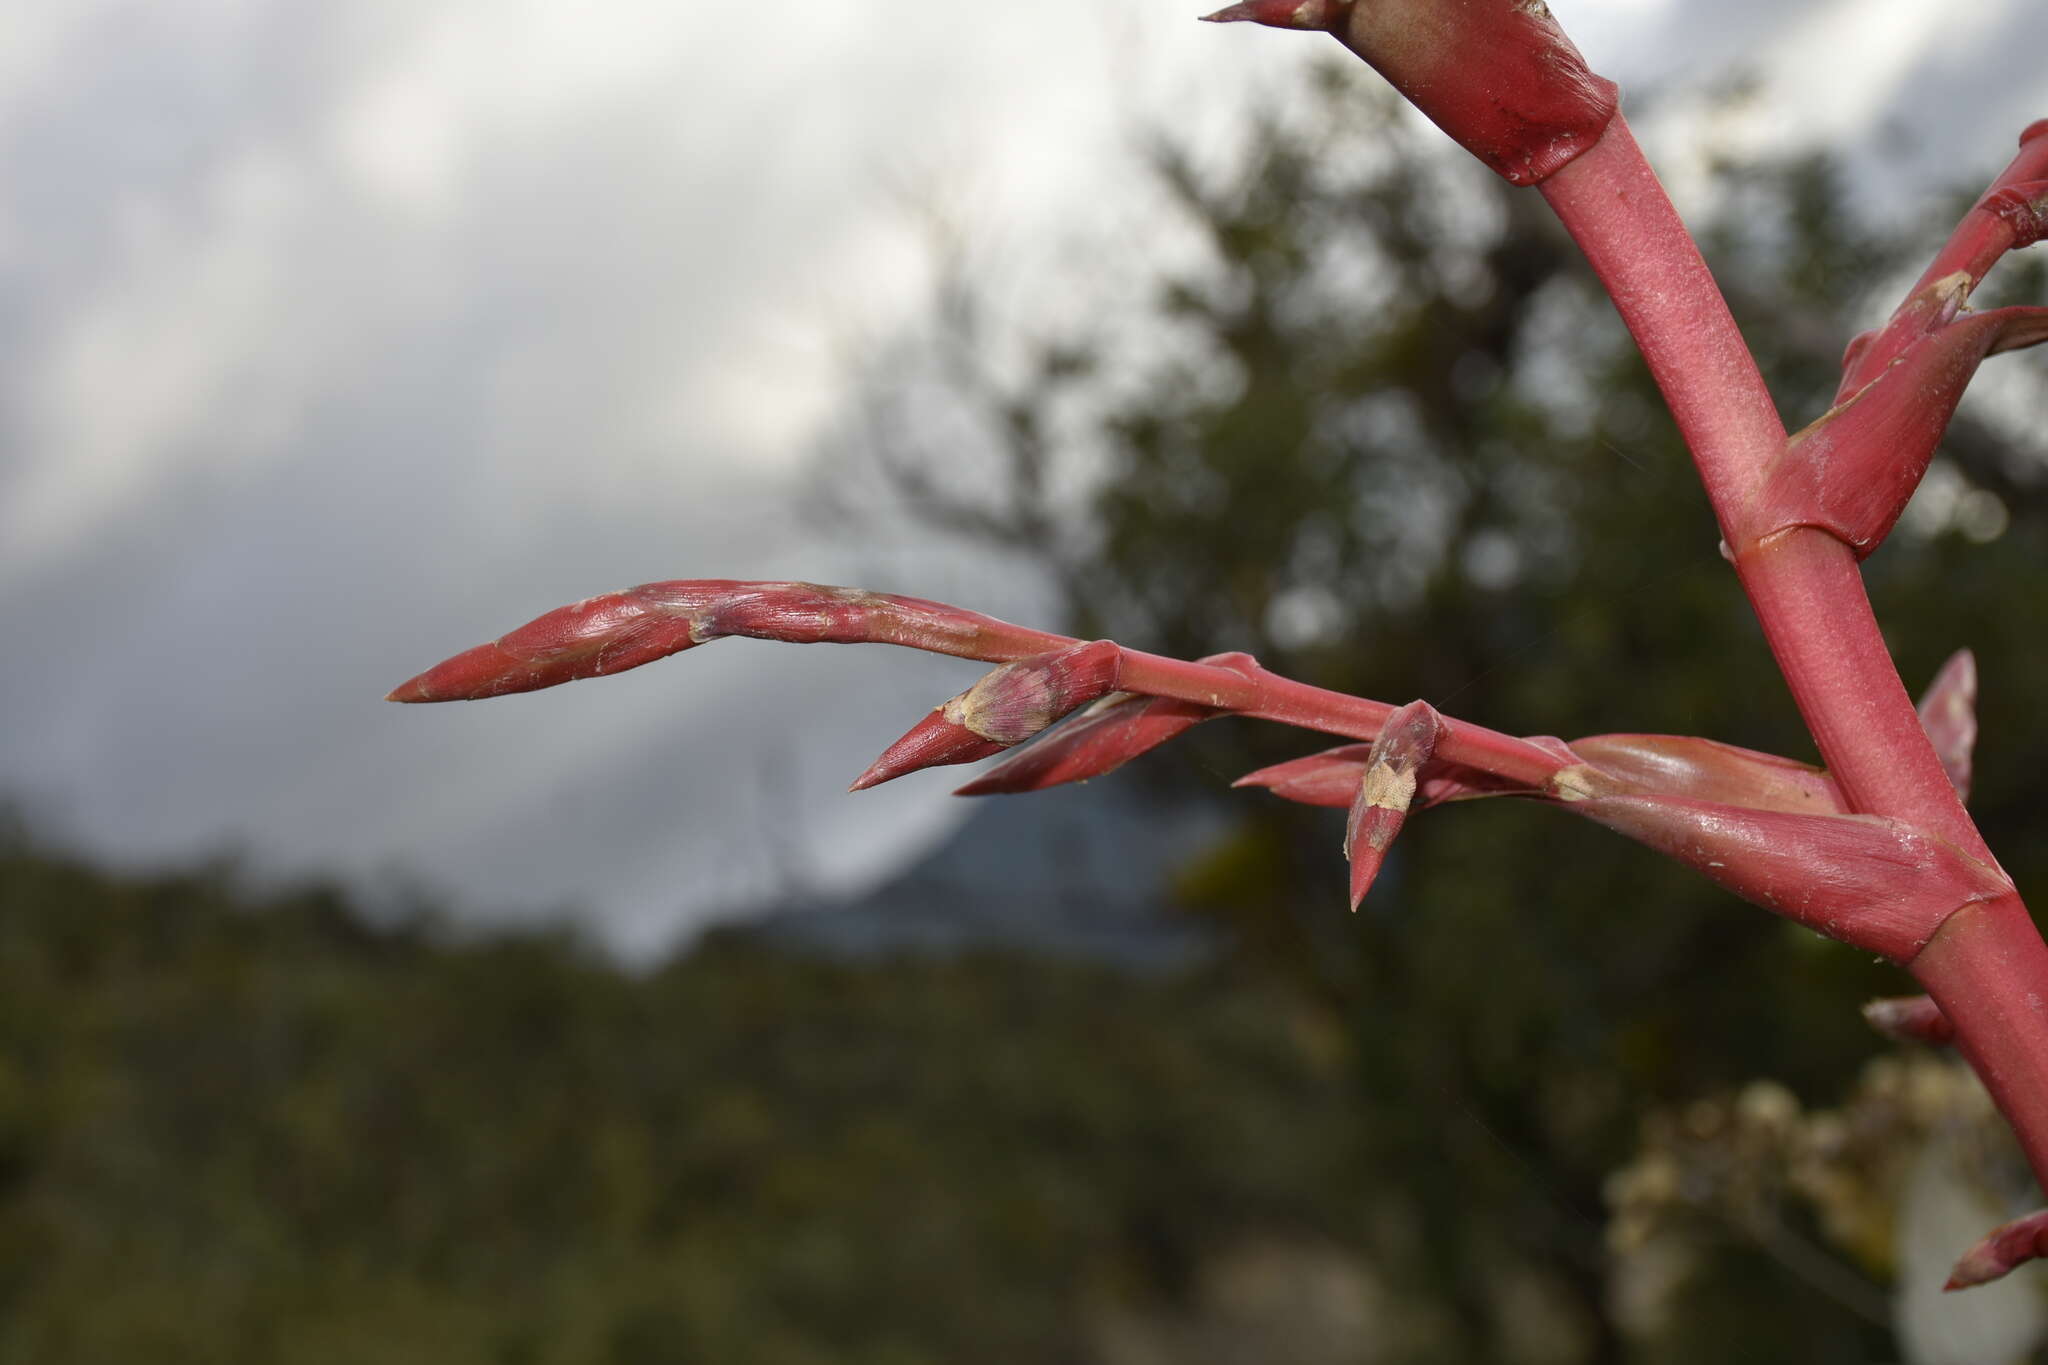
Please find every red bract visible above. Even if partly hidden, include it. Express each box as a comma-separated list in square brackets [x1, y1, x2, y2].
[1202, 0, 1619, 185]
[1567, 797, 2009, 962]
[1948, 1209, 2048, 1290]
[1562, 734, 1844, 814]
[956, 652, 1258, 796]
[955, 695, 1216, 795]
[852, 641, 1124, 791]
[1239, 732, 1841, 814]
[1754, 294, 2048, 556]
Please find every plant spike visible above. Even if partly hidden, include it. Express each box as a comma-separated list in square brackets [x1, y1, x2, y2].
[1947, 1209, 2048, 1290]
[388, 0, 2048, 1293]
[387, 580, 1073, 703]
[394, 580, 1576, 790]
[1341, 700, 1444, 910]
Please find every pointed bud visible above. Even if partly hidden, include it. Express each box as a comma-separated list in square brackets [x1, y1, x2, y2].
[1916, 650, 1978, 804]
[386, 585, 715, 702]
[1947, 1208, 2048, 1290]
[955, 694, 1209, 794]
[1755, 293, 2048, 556]
[1862, 995, 1954, 1046]
[1341, 700, 1445, 910]
[956, 652, 1256, 796]
[850, 710, 1005, 792]
[851, 641, 1124, 791]
[388, 579, 1071, 702]
[1199, 0, 1344, 29]
[1570, 797, 2010, 961]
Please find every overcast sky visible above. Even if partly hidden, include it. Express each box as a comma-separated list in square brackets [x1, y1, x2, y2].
[1, 0, 2042, 959]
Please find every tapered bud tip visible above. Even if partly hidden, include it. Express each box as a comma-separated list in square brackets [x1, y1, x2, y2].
[1338, 700, 1443, 912]
[383, 645, 529, 703]
[1946, 1209, 2048, 1289]
[1347, 845, 1387, 912]
[1199, 0, 1340, 29]
[851, 710, 1004, 792]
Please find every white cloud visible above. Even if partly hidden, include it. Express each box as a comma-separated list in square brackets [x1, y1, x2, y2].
[2, 0, 2032, 958]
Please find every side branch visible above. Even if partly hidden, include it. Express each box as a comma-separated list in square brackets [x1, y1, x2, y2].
[1535, 109, 2048, 1213]
[387, 578, 1568, 787]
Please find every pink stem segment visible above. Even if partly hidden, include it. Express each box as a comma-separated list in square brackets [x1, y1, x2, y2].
[1539, 116, 2048, 1195]
[1537, 115, 1783, 519]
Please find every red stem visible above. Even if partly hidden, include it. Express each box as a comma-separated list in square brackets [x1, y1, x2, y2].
[1082, 648, 1567, 788]
[1916, 896, 2048, 1183]
[1733, 531, 1984, 852]
[1540, 115, 2048, 1189]
[1537, 116, 1780, 518]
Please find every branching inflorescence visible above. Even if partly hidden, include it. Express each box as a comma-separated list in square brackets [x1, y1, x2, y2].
[392, 0, 2048, 1292]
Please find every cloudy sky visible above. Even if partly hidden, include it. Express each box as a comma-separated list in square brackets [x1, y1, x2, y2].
[2, 0, 2042, 959]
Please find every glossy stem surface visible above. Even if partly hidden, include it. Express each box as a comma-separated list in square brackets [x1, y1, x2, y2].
[1541, 114, 2048, 1190]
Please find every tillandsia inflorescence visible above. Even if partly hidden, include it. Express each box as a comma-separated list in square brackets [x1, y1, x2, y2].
[394, 4, 2048, 1292]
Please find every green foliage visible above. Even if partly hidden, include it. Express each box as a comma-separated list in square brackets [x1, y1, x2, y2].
[0, 831, 1386, 1364]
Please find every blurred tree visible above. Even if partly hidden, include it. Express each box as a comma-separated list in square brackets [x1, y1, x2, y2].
[821, 63, 2048, 1359]
[0, 822, 1383, 1364]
